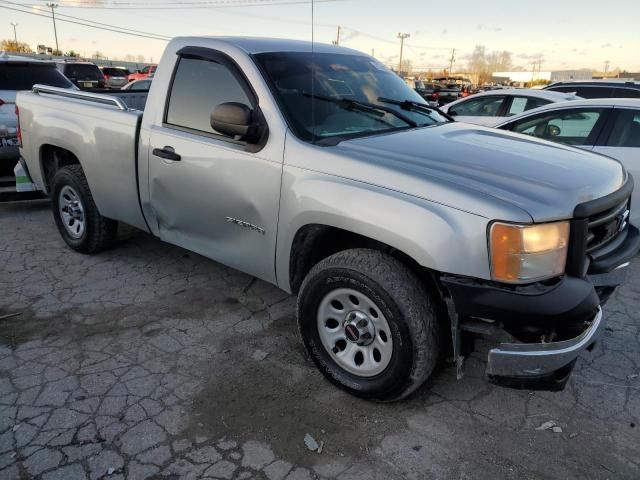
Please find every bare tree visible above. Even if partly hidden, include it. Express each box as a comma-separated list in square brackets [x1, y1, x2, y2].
[467, 45, 487, 75]
[467, 46, 513, 83]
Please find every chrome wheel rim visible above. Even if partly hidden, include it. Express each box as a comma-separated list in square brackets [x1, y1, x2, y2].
[317, 288, 393, 377]
[58, 185, 85, 239]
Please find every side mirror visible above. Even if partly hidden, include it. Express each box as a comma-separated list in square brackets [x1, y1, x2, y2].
[210, 102, 263, 143]
[448, 110, 458, 117]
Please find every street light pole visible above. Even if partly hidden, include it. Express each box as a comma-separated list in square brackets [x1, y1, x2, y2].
[10, 22, 18, 45]
[448, 48, 456, 76]
[397, 32, 410, 74]
[45, 3, 60, 54]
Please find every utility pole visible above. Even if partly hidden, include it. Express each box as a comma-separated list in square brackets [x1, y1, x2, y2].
[397, 32, 410, 74]
[371, 48, 375, 58]
[604, 60, 610, 74]
[10, 22, 18, 45]
[335, 25, 341, 46]
[46, 3, 59, 54]
[448, 48, 456, 76]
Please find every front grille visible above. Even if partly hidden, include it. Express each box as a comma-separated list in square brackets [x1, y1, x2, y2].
[565, 179, 634, 277]
[585, 199, 630, 253]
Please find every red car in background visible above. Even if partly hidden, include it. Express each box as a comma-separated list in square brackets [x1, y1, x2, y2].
[128, 64, 157, 82]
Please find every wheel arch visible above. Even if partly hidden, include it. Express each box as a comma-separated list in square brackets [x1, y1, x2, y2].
[287, 223, 429, 294]
[39, 144, 82, 194]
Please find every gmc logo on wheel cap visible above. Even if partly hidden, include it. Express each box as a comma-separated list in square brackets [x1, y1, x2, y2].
[345, 324, 360, 342]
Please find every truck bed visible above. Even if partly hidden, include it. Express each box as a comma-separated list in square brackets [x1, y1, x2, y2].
[17, 85, 149, 231]
[84, 89, 149, 111]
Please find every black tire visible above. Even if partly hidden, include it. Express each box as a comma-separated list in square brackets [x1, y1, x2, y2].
[50, 165, 117, 253]
[297, 248, 440, 401]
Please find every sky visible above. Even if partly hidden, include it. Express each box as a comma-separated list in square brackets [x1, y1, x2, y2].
[2, 0, 639, 72]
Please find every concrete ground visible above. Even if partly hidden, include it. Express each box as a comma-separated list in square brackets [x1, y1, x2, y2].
[1, 199, 639, 480]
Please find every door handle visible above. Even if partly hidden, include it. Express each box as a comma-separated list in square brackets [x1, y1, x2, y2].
[152, 146, 181, 161]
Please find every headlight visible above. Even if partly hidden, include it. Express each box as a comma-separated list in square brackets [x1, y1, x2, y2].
[489, 221, 570, 283]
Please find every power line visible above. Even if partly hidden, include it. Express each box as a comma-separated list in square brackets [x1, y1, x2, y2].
[2, 1, 171, 38]
[10, 0, 344, 9]
[0, 3, 170, 40]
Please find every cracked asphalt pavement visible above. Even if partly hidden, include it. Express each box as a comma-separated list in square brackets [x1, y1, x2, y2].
[1, 200, 639, 480]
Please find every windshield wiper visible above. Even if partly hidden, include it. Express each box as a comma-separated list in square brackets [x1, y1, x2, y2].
[303, 93, 418, 127]
[377, 97, 453, 121]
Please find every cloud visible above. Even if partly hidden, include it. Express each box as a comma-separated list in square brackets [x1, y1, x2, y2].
[600, 43, 612, 48]
[477, 24, 502, 32]
[441, 28, 448, 35]
[518, 52, 544, 60]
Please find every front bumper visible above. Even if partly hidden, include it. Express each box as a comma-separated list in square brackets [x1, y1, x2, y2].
[441, 246, 635, 390]
[486, 306, 602, 378]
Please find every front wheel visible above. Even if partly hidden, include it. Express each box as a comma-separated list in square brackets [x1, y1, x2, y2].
[50, 165, 117, 253]
[297, 249, 440, 401]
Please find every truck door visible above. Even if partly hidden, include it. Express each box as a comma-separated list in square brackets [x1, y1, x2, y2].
[147, 50, 283, 284]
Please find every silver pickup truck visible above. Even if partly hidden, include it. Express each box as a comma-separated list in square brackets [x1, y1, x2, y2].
[17, 37, 639, 401]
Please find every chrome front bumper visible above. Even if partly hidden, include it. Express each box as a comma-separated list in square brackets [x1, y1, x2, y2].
[486, 307, 603, 378]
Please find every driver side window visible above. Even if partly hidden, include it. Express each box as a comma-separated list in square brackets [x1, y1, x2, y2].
[449, 96, 506, 117]
[166, 56, 252, 136]
[509, 108, 605, 146]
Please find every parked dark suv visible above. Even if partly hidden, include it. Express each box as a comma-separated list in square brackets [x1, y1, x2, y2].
[1, 55, 74, 178]
[544, 80, 640, 99]
[55, 61, 106, 90]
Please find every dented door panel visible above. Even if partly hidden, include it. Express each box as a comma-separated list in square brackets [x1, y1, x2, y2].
[147, 125, 283, 284]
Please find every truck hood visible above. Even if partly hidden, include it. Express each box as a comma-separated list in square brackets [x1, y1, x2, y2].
[335, 122, 626, 222]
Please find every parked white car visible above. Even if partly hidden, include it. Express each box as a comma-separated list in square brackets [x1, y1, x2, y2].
[440, 89, 580, 126]
[495, 98, 640, 226]
[121, 78, 152, 90]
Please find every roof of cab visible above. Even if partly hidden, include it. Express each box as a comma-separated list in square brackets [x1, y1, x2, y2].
[172, 36, 367, 56]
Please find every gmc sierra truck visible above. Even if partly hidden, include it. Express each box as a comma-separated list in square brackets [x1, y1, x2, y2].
[16, 37, 639, 401]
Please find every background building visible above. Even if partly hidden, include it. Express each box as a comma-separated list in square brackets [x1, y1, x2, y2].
[492, 70, 593, 83]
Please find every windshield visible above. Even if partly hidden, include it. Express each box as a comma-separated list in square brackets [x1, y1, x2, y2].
[254, 52, 449, 143]
[0, 63, 74, 90]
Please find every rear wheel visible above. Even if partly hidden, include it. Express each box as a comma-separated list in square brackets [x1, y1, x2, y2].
[51, 165, 117, 253]
[297, 248, 440, 401]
